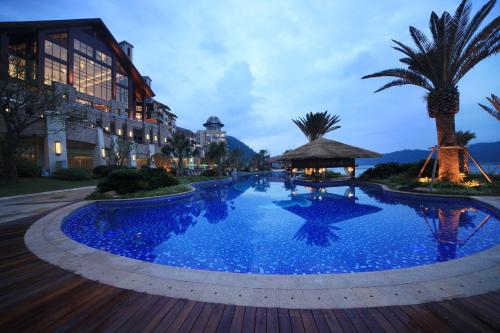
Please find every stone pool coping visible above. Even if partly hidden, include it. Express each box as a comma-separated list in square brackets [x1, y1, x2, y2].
[25, 180, 500, 309]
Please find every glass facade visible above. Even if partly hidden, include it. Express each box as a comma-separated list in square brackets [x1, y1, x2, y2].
[44, 57, 67, 84]
[9, 55, 26, 79]
[116, 85, 128, 104]
[44, 40, 67, 61]
[73, 53, 112, 100]
[96, 50, 112, 66]
[74, 39, 93, 57]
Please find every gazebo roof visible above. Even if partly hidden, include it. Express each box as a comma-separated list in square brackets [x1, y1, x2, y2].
[280, 138, 381, 161]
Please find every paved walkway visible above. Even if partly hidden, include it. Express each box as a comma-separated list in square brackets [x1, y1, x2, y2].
[0, 187, 94, 224]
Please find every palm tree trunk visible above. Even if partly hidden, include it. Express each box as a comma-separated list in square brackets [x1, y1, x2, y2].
[434, 113, 461, 182]
[177, 158, 184, 176]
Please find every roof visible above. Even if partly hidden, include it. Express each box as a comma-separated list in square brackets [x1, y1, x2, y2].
[176, 126, 195, 136]
[280, 137, 381, 160]
[0, 18, 154, 97]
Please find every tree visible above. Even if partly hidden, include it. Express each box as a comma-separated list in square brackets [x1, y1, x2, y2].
[362, 0, 499, 182]
[292, 111, 341, 141]
[227, 148, 244, 169]
[206, 141, 227, 176]
[161, 132, 196, 176]
[252, 149, 270, 170]
[478, 94, 500, 120]
[0, 59, 65, 182]
[455, 130, 476, 173]
[109, 137, 136, 166]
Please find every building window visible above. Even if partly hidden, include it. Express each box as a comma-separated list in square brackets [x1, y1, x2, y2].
[44, 40, 67, 61]
[8, 55, 26, 79]
[76, 98, 92, 107]
[74, 39, 93, 57]
[73, 53, 112, 100]
[116, 85, 128, 104]
[96, 50, 112, 66]
[44, 58, 67, 85]
[135, 113, 143, 120]
[55, 141, 62, 155]
[116, 71, 128, 86]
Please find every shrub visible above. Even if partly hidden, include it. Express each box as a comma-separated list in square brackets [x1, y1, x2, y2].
[141, 167, 179, 188]
[92, 165, 129, 177]
[98, 169, 145, 194]
[16, 159, 42, 177]
[53, 168, 92, 181]
[325, 171, 342, 179]
[359, 160, 439, 181]
[201, 169, 217, 177]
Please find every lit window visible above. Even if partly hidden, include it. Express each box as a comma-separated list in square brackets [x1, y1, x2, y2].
[154, 135, 158, 142]
[8, 55, 26, 80]
[96, 50, 112, 66]
[164, 137, 167, 143]
[74, 39, 93, 57]
[146, 133, 150, 141]
[116, 85, 128, 104]
[129, 130, 133, 138]
[101, 148, 106, 158]
[76, 98, 92, 107]
[44, 40, 67, 61]
[73, 53, 111, 100]
[135, 113, 143, 120]
[44, 58, 67, 85]
[117, 128, 122, 135]
[55, 141, 62, 155]
[131, 154, 136, 161]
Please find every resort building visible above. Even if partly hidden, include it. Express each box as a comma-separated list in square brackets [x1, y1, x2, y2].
[0, 19, 176, 172]
[196, 116, 226, 158]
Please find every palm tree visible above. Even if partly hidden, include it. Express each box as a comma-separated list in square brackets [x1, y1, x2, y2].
[206, 141, 227, 176]
[292, 111, 341, 142]
[161, 132, 196, 176]
[479, 94, 500, 120]
[362, 0, 499, 182]
[456, 130, 476, 173]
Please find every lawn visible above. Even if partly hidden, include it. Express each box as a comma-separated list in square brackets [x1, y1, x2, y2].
[0, 177, 99, 197]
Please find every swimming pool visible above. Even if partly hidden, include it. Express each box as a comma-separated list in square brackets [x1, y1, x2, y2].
[62, 174, 500, 275]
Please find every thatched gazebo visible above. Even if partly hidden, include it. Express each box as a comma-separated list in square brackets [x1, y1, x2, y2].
[279, 138, 381, 179]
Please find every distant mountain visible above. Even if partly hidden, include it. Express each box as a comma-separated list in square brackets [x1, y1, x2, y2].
[226, 136, 256, 161]
[357, 141, 500, 165]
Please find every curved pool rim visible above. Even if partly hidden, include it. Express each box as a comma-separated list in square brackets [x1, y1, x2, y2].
[24, 179, 500, 308]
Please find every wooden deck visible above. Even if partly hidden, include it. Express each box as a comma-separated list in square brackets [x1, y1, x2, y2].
[1, 210, 499, 332]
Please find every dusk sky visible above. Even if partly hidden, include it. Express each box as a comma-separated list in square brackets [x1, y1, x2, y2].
[1, 0, 498, 155]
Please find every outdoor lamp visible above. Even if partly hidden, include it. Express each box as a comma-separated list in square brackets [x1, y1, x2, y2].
[154, 135, 158, 142]
[346, 166, 354, 175]
[129, 130, 133, 138]
[164, 137, 167, 143]
[117, 128, 122, 135]
[55, 141, 62, 155]
[101, 148, 106, 158]
[105, 126, 109, 132]
[132, 154, 136, 161]
[146, 133, 150, 141]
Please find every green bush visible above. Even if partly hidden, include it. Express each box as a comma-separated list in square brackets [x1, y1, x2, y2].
[16, 159, 42, 177]
[98, 169, 145, 194]
[53, 168, 92, 181]
[201, 169, 217, 177]
[359, 160, 438, 180]
[97, 168, 179, 194]
[141, 167, 179, 189]
[92, 165, 130, 177]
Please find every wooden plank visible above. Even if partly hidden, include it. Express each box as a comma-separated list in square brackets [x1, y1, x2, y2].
[289, 309, 305, 333]
[190, 302, 215, 332]
[299, 310, 318, 333]
[155, 298, 188, 331]
[400, 305, 452, 333]
[216, 304, 235, 333]
[167, 300, 201, 333]
[255, 307, 267, 333]
[266, 308, 279, 333]
[310, 309, 331, 333]
[321, 309, 344, 333]
[229, 305, 245, 333]
[343, 308, 370, 333]
[374, 307, 408, 332]
[354, 307, 386, 333]
[242, 306, 257, 333]
[425, 302, 494, 333]
[203, 303, 226, 333]
[332, 309, 356, 333]
[278, 308, 292, 333]
[177, 301, 206, 332]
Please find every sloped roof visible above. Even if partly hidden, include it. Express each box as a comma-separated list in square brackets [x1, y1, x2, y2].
[280, 138, 381, 160]
[0, 18, 154, 97]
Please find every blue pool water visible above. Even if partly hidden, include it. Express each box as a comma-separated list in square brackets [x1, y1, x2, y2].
[62, 174, 500, 275]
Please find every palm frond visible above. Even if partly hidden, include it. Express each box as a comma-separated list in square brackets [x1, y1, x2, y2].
[362, 68, 432, 91]
[292, 111, 341, 141]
